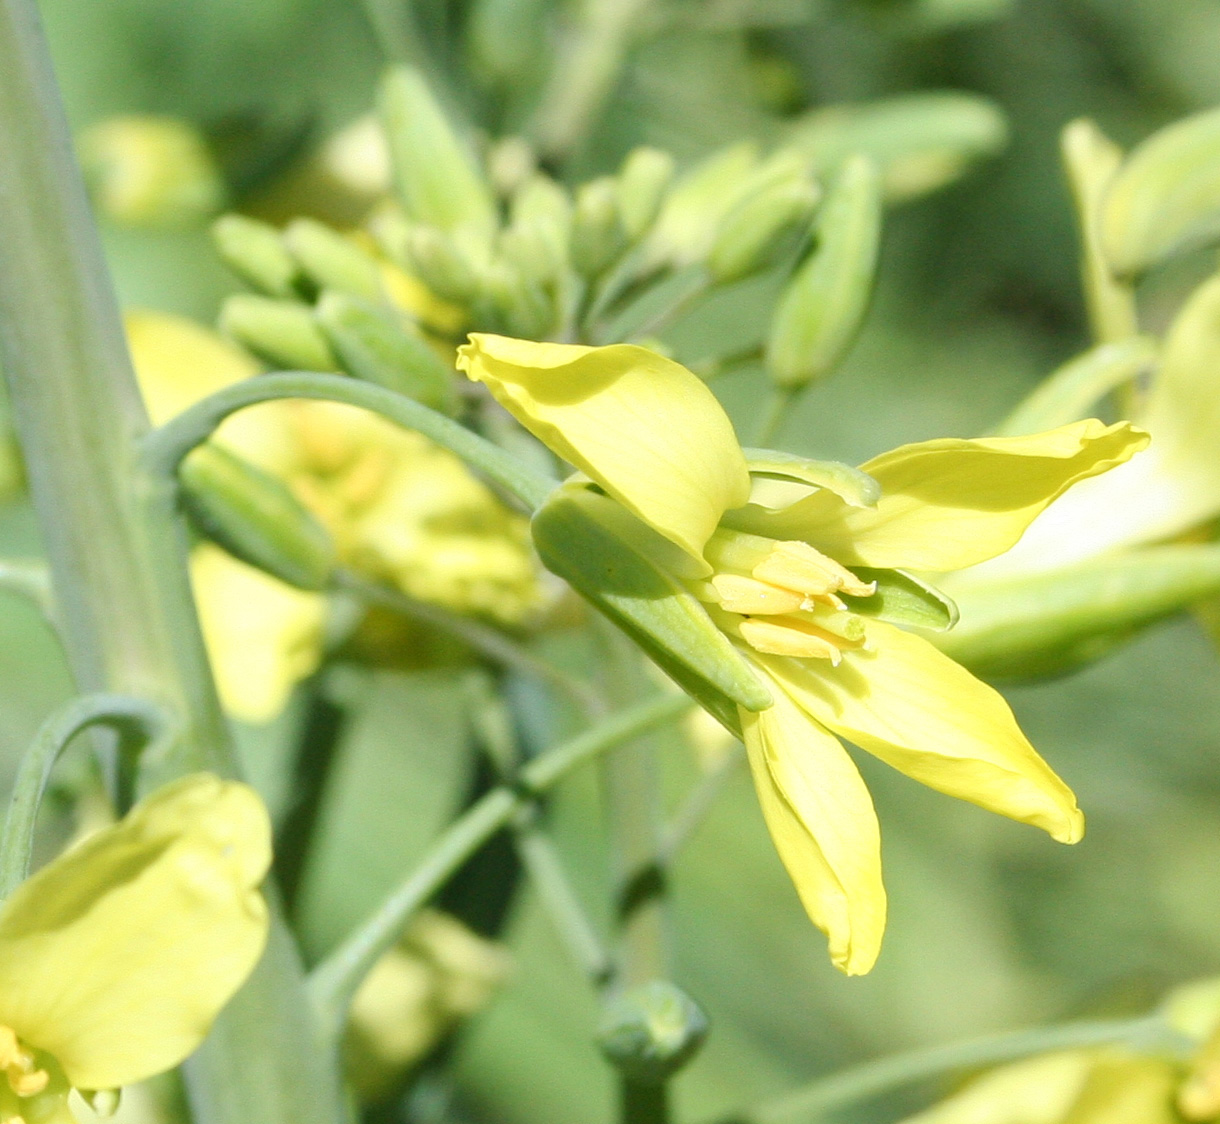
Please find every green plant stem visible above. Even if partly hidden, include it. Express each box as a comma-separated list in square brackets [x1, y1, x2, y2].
[0, 5, 346, 1120]
[141, 372, 557, 512]
[308, 691, 691, 1042]
[0, 558, 54, 618]
[722, 1015, 1190, 1124]
[623, 1081, 669, 1124]
[0, 693, 174, 898]
[751, 386, 798, 447]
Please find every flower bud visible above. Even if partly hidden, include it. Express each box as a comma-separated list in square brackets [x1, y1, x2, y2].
[597, 981, 709, 1085]
[480, 258, 557, 340]
[709, 174, 820, 283]
[571, 177, 629, 278]
[283, 218, 383, 301]
[211, 214, 304, 299]
[400, 224, 480, 303]
[617, 147, 675, 241]
[180, 443, 336, 591]
[765, 155, 882, 388]
[314, 291, 457, 414]
[219, 295, 338, 371]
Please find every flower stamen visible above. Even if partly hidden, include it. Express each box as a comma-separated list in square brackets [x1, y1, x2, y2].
[0, 1028, 49, 1100]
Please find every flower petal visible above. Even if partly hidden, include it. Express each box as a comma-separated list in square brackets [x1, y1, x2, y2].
[727, 420, 1147, 572]
[758, 621, 1084, 843]
[457, 334, 751, 573]
[740, 689, 885, 975]
[0, 774, 271, 1090]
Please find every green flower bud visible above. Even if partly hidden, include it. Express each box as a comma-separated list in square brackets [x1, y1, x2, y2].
[480, 259, 556, 341]
[283, 218, 383, 302]
[597, 981, 709, 1086]
[180, 443, 336, 591]
[314, 291, 457, 414]
[765, 155, 882, 388]
[617, 147, 675, 241]
[211, 214, 304, 299]
[401, 225, 480, 303]
[571, 177, 629, 279]
[378, 66, 497, 243]
[1100, 105, 1220, 277]
[78, 115, 225, 228]
[708, 174, 820, 283]
[219, 295, 338, 372]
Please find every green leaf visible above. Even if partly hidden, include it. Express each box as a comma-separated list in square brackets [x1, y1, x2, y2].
[743, 449, 880, 508]
[531, 485, 771, 731]
[842, 568, 957, 631]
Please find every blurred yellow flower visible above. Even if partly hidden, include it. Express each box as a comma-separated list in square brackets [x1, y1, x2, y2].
[0, 774, 270, 1124]
[125, 311, 539, 722]
[458, 333, 1148, 974]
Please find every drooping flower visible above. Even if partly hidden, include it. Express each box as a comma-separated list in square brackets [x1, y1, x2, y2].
[0, 773, 271, 1123]
[457, 333, 1148, 974]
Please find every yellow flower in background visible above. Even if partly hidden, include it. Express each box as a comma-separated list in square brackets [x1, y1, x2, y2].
[0, 774, 270, 1124]
[458, 333, 1148, 974]
[125, 311, 539, 722]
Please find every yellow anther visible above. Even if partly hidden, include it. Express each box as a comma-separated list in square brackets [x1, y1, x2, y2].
[739, 617, 844, 663]
[710, 574, 807, 615]
[752, 541, 875, 599]
[8, 1067, 47, 1097]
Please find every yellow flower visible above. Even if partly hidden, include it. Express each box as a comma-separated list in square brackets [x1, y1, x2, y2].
[457, 333, 1148, 974]
[0, 774, 271, 1123]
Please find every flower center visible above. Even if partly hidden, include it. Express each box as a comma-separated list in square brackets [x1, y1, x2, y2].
[695, 529, 876, 666]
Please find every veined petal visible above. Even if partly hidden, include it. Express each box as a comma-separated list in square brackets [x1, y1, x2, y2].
[0, 775, 271, 1090]
[758, 622, 1084, 843]
[740, 690, 885, 975]
[727, 420, 1147, 572]
[456, 334, 750, 571]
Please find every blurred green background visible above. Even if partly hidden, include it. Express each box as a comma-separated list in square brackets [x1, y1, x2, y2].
[7, 1, 1220, 1121]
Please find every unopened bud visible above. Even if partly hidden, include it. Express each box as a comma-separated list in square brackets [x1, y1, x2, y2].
[283, 218, 383, 302]
[211, 214, 303, 299]
[315, 291, 456, 414]
[709, 175, 820, 283]
[402, 225, 480, 303]
[597, 981, 709, 1085]
[220, 294, 338, 371]
[180, 443, 336, 591]
[765, 155, 881, 388]
[481, 259, 556, 340]
[571, 177, 628, 278]
[617, 147, 675, 241]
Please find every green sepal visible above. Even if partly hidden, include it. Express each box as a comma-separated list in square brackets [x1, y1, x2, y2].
[532, 485, 771, 730]
[179, 443, 336, 591]
[935, 545, 1220, 680]
[742, 449, 880, 507]
[842, 567, 958, 632]
[314, 291, 457, 414]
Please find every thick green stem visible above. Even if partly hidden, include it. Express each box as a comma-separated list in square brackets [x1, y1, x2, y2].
[0, 5, 345, 1121]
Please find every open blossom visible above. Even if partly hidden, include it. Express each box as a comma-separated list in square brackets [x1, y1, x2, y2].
[0, 774, 270, 1123]
[458, 333, 1147, 974]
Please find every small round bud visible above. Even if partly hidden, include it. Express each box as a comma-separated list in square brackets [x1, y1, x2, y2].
[597, 980, 709, 1085]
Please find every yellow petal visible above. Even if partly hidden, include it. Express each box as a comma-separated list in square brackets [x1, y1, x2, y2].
[740, 690, 885, 975]
[456, 334, 751, 574]
[730, 420, 1147, 572]
[759, 621, 1084, 843]
[125, 311, 259, 427]
[0, 774, 271, 1090]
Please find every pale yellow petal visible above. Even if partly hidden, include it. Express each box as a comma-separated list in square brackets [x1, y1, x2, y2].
[759, 621, 1084, 842]
[729, 420, 1147, 572]
[740, 690, 885, 975]
[0, 775, 271, 1090]
[125, 311, 259, 426]
[456, 334, 751, 574]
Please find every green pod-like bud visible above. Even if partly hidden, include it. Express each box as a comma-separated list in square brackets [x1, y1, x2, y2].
[708, 174, 820, 283]
[220, 294, 338, 371]
[480, 258, 557, 342]
[283, 218, 383, 302]
[401, 224, 480, 303]
[211, 214, 304, 299]
[378, 67, 497, 243]
[617, 147, 675, 241]
[179, 443, 336, 591]
[1101, 106, 1220, 278]
[597, 981, 709, 1086]
[935, 545, 1220, 680]
[532, 483, 771, 733]
[314, 291, 457, 414]
[570, 177, 629, 279]
[765, 155, 882, 388]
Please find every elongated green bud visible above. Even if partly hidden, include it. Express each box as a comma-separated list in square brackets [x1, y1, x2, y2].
[283, 218, 383, 301]
[617, 147, 675, 241]
[315, 291, 457, 414]
[401, 224, 479, 302]
[598, 982, 709, 1086]
[180, 443, 336, 591]
[378, 67, 497, 242]
[220, 294, 338, 371]
[211, 214, 304, 299]
[765, 155, 882, 388]
[709, 175, 820, 283]
[481, 259, 556, 341]
[571, 177, 628, 279]
[1100, 105, 1220, 277]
